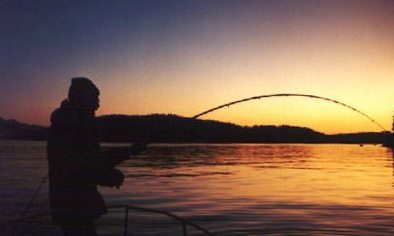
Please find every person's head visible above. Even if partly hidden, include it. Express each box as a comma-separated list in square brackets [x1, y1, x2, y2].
[67, 77, 100, 112]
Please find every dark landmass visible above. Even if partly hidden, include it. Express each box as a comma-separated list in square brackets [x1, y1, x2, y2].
[0, 117, 49, 140]
[0, 114, 389, 144]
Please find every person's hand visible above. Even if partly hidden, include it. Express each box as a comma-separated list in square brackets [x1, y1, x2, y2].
[99, 168, 124, 188]
[129, 141, 147, 155]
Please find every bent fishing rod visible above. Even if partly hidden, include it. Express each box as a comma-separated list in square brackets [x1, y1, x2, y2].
[192, 93, 387, 132]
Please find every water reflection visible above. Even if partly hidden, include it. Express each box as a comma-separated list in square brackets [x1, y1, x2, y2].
[391, 148, 394, 190]
[113, 144, 394, 235]
[2, 141, 394, 235]
[122, 144, 315, 170]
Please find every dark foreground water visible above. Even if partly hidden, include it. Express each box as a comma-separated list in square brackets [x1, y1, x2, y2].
[1, 140, 394, 235]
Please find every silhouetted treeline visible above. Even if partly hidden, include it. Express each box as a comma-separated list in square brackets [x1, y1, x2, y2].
[95, 114, 387, 144]
[0, 117, 48, 140]
[326, 132, 389, 144]
[96, 114, 245, 143]
[0, 115, 389, 144]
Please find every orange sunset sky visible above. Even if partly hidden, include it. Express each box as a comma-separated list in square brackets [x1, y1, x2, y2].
[1, 0, 393, 134]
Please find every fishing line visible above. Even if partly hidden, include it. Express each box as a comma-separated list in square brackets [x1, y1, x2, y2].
[19, 174, 48, 218]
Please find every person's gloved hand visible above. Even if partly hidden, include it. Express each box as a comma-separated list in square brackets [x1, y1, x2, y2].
[99, 168, 124, 188]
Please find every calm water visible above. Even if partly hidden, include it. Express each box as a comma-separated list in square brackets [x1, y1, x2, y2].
[1, 140, 394, 235]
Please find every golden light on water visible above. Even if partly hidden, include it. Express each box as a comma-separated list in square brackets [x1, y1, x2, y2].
[172, 145, 394, 207]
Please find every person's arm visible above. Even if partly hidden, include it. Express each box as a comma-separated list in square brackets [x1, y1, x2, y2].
[97, 142, 147, 188]
[102, 141, 148, 167]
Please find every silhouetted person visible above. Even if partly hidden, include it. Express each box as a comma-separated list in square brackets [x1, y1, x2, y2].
[47, 77, 145, 235]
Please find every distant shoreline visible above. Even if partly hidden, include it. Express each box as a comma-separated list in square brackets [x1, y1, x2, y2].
[0, 140, 385, 148]
[0, 114, 389, 144]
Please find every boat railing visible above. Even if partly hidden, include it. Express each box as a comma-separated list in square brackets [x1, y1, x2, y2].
[12, 205, 215, 236]
[108, 205, 215, 236]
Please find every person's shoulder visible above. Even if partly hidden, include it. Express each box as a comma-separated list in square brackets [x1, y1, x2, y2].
[50, 100, 72, 125]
